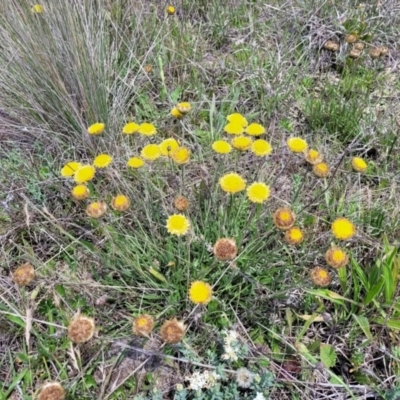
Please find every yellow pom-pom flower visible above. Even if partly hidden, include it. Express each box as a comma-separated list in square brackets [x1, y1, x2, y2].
[74, 165, 95, 184]
[87, 122, 105, 135]
[287, 137, 308, 153]
[160, 138, 179, 156]
[305, 149, 323, 165]
[310, 267, 331, 287]
[86, 201, 107, 218]
[219, 173, 246, 194]
[93, 154, 112, 168]
[71, 185, 90, 200]
[284, 227, 304, 245]
[273, 207, 296, 230]
[251, 139, 272, 156]
[31, 4, 43, 13]
[189, 281, 213, 305]
[176, 102, 191, 114]
[166, 5, 176, 15]
[61, 161, 82, 177]
[246, 182, 270, 204]
[226, 113, 248, 128]
[138, 122, 157, 136]
[313, 162, 330, 178]
[170, 107, 183, 119]
[141, 144, 161, 161]
[224, 122, 244, 135]
[351, 157, 368, 172]
[111, 194, 130, 211]
[212, 140, 232, 154]
[331, 218, 356, 240]
[245, 123, 265, 136]
[166, 214, 190, 236]
[231, 135, 253, 151]
[127, 157, 145, 169]
[325, 247, 349, 268]
[122, 122, 140, 134]
[133, 314, 154, 337]
[171, 147, 191, 164]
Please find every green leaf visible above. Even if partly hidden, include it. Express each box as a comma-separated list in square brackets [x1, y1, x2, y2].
[170, 86, 182, 103]
[374, 317, 400, 330]
[364, 278, 384, 306]
[320, 344, 337, 368]
[352, 314, 373, 340]
[6, 315, 25, 328]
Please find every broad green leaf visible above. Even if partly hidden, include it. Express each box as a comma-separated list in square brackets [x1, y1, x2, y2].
[374, 317, 400, 330]
[320, 344, 337, 368]
[364, 278, 384, 305]
[352, 314, 373, 340]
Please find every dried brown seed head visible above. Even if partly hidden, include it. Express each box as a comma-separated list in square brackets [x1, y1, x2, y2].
[323, 40, 340, 52]
[86, 201, 107, 218]
[67, 315, 95, 343]
[310, 267, 331, 287]
[37, 382, 66, 400]
[213, 238, 238, 261]
[174, 195, 190, 211]
[273, 208, 296, 230]
[160, 318, 186, 344]
[12, 263, 35, 286]
[132, 314, 154, 337]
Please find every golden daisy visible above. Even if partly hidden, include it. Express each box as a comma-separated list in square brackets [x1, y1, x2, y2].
[61, 161, 82, 177]
[160, 138, 180, 156]
[284, 227, 304, 245]
[251, 139, 272, 156]
[71, 185, 90, 200]
[310, 267, 331, 287]
[141, 144, 161, 161]
[171, 147, 191, 164]
[245, 123, 265, 136]
[86, 201, 107, 218]
[287, 137, 308, 153]
[74, 165, 95, 184]
[166, 5, 176, 15]
[132, 314, 154, 337]
[174, 195, 190, 211]
[87, 122, 105, 135]
[231, 135, 253, 151]
[127, 156, 145, 169]
[213, 238, 238, 261]
[351, 157, 368, 172]
[12, 263, 35, 286]
[273, 207, 296, 230]
[67, 315, 95, 343]
[246, 182, 270, 204]
[138, 122, 157, 136]
[93, 154, 112, 168]
[313, 162, 330, 178]
[170, 107, 183, 119]
[212, 140, 232, 154]
[305, 149, 323, 165]
[176, 102, 191, 114]
[166, 214, 190, 236]
[111, 194, 130, 212]
[37, 382, 65, 400]
[122, 122, 140, 134]
[160, 318, 186, 344]
[226, 113, 248, 128]
[189, 281, 213, 305]
[325, 247, 349, 269]
[331, 218, 356, 240]
[31, 4, 44, 13]
[219, 173, 246, 194]
[224, 122, 244, 135]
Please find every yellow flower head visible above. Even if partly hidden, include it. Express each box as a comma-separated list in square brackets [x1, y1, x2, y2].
[160, 138, 180, 156]
[167, 5, 176, 15]
[74, 165, 95, 183]
[31, 4, 43, 13]
[93, 154, 112, 168]
[133, 314, 154, 337]
[224, 122, 244, 135]
[61, 161, 82, 177]
[127, 157, 145, 169]
[86, 201, 107, 218]
[141, 144, 161, 161]
[305, 149, 323, 165]
[37, 382, 65, 400]
[245, 123, 265, 136]
[111, 194, 130, 211]
[284, 227, 304, 245]
[171, 147, 191, 164]
[231, 135, 253, 151]
[166, 214, 190, 236]
[71, 185, 90, 200]
[138, 122, 157, 136]
[189, 281, 213, 305]
[331, 218, 356, 240]
[176, 102, 191, 114]
[12, 263, 35, 286]
[226, 113, 248, 128]
[219, 173, 246, 194]
[325, 247, 349, 268]
[251, 139, 272, 156]
[313, 162, 330, 178]
[122, 122, 140, 134]
[68, 315, 96, 343]
[170, 107, 183, 119]
[246, 182, 270, 203]
[273, 207, 296, 230]
[212, 140, 232, 154]
[87, 122, 105, 135]
[287, 137, 308, 153]
[351, 157, 367, 172]
[310, 267, 331, 287]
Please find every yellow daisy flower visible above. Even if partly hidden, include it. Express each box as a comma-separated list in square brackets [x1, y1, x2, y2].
[93, 154, 112, 168]
[171, 147, 191, 164]
[189, 281, 213, 305]
[166, 214, 190, 236]
[31, 4, 43, 13]
[273, 208, 296, 230]
[160, 138, 180, 156]
[212, 140, 232, 154]
[122, 122, 140, 134]
[71, 185, 90, 200]
[138, 123, 157, 136]
[87, 122, 105, 135]
[176, 102, 191, 114]
[284, 227, 303, 245]
[219, 173, 246, 194]
[111, 194, 130, 211]
[74, 165, 95, 184]
[226, 113, 248, 128]
[325, 247, 349, 268]
[166, 5, 176, 15]
[127, 157, 145, 169]
[287, 137, 308, 153]
[86, 201, 107, 218]
[245, 123, 265, 136]
[224, 122, 244, 135]
[133, 314, 154, 337]
[141, 144, 161, 161]
[305, 149, 323, 165]
[61, 161, 82, 177]
[170, 107, 183, 119]
[246, 182, 270, 203]
[310, 267, 331, 287]
[251, 139, 272, 156]
[351, 157, 368, 172]
[313, 162, 330, 178]
[331, 218, 356, 240]
[231, 135, 253, 151]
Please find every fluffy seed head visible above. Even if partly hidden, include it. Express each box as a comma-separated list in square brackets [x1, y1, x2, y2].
[67, 315, 95, 343]
[284, 227, 304, 245]
[132, 314, 154, 337]
[325, 247, 349, 268]
[189, 281, 213, 305]
[86, 201, 107, 218]
[71, 185, 90, 200]
[236, 367, 254, 388]
[37, 382, 65, 400]
[345, 34, 357, 43]
[349, 49, 362, 58]
[213, 238, 238, 261]
[273, 208, 296, 230]
[160, 318, 186, 344]
[12, 263, 35, 286]
[323, 40, 339, 52]
[354, 42, 365, 51]
[331, 218, 356, 240]
[310, 267, 331, 287]
[174, 195, 190, 211]
[369, 47, 381, 59]
[111, 195, 130, 212]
